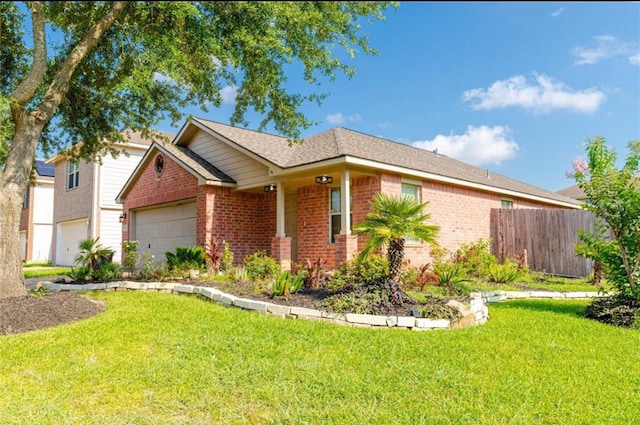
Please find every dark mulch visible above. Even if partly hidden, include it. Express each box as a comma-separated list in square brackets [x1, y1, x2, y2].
[0, 291, 106, 336]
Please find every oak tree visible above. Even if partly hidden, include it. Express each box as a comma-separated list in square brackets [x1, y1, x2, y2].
[0, 1, 396, 298]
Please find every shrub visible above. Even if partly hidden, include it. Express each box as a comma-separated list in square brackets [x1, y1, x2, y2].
[316, 291, 387, 315]
[271, 270, 304, 298]
[487, 259, 522, 284]
[204, 238, 222, 274]
[433, 261, 471, 295]
[122, 240, 139, 275]
[165, 246, 206, 272]
[331, 254, 389, 288]
[220, 240, 234, 272]
[243, 250, 279, 281]
[454, 238, 498, 278]
[75, 237, 115, 276]
[94, 262, 122, 281]
[418, 296, 463, 321]
[295, 257, 327, 289]
[231, 266, 250, 283]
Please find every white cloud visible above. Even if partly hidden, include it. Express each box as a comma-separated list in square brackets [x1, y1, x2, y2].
[629, 53, 640, 66]
[411, 125, 519, 166]
[219, 85, 237, 105]
[325, 112, 362, 125]
[462, 73, 605, 114]
[551, 7, 567, 17]
[573, 35, 640, 65]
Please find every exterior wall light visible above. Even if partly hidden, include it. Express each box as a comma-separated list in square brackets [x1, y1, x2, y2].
[264, 184, 277, 193]
[119, 212, 127, 223]
[315, 175, 333, 184]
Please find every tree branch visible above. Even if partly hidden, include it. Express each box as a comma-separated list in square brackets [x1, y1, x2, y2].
[34, 1, 128, 123]
[9, 1, 47, 106]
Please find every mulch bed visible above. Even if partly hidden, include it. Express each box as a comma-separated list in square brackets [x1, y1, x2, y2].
[0, 291, 106, 335]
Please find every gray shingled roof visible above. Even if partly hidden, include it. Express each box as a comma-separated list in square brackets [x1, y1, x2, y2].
[173, 145, 235, 183]
[557, 184, 587, 200]
[192, 118, 581, 206]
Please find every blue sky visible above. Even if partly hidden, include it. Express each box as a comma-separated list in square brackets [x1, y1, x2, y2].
[156, 1, 640, 193]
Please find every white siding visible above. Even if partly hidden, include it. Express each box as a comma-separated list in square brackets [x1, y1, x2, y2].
[32, 184, 54, 224]
[99, 209, 123, 264]
[188, 130, 269, 187]
[99, 150, 147, 208]
[31, 224, 53, 263]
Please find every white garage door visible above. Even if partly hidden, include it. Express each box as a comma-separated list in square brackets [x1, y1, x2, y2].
[133, 202, 197, 264]
[56, 219, 89, 266]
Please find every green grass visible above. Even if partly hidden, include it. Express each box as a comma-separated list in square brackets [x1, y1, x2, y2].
[22, 267, 72, 279]
[1, 291, 639, 424]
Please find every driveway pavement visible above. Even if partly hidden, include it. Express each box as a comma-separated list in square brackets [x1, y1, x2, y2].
[24, 275, 71, 291]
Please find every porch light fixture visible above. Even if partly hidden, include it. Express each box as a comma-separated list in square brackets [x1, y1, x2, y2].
[264, 184, 277, 193]
[119, 212, 127, 223]
[315, 175, 333, 184]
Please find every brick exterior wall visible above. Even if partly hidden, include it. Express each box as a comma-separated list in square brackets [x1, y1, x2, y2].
[123, 153, 571, 271]
[122, 150, 276, 265]
[197, 185, 276, 263]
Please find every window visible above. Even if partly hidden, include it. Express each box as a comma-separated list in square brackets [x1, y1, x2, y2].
[329, 187, 352, 243]
[401, 182, 421, 243]
[401, 182, 420, 202]
[23, 187, 29, 209]
[67, 160, 79, 190]
[501, 199, 513, 209]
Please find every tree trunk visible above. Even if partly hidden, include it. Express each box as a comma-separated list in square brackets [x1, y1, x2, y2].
[0, 120, 43, 299]
[0, 191, 27, 298]
[388, 238, 405, 281]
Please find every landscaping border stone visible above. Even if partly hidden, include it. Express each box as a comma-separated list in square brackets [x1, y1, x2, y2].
[41, 281, 610, 331]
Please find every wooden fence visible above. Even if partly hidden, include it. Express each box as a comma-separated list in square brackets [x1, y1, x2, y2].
[489, 208, 599, 278]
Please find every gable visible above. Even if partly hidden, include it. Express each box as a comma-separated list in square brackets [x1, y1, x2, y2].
[182, 127, 271, 189]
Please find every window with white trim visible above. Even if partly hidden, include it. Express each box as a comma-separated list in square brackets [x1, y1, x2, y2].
[501, 199, 513, 209]
[67, 160, 79, 190]
[401, 182, 421, 243]
[329, 187, 353, 243]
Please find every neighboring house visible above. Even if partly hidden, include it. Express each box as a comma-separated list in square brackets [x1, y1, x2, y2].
[116, 118, 582, 270]
[48, 131, 176, 266]
[556, 184, 588, 203]
[19, 159, 55, 263]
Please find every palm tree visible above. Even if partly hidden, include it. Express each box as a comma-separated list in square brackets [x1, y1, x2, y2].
[75, 237, 115, 275]
[354, 192, 440, 282]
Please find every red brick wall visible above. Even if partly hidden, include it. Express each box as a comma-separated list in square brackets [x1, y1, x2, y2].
[197, 185, 276, 263]
[123, 152, 198, 212]
[297, 184, 335, 267]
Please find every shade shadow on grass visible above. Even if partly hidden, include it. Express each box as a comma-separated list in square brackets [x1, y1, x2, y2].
[493, 299, 588, 319]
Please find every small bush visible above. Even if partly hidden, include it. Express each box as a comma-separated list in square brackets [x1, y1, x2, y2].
[316, 291, 386, 315]
[243, 250, 279, 281]
[122, 240, 139, 275]
[220, 241, 234, 272]
[433, 261, 471, 295]
[165, 246, 206, 272]
[487, 260, 521, 284]
[418, 296, 462, 321]
[331, 254, 388, 288]
[94, 262, 122, 281]
[454, 238, 498, 278]
[271, 270, 304, 298]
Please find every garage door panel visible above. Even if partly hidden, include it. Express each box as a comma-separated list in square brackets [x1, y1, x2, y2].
[134, 203, 196, 264]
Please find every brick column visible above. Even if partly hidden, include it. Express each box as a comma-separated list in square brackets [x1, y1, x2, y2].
[271, 236, 292, 270]
[334, 234, 358, 266]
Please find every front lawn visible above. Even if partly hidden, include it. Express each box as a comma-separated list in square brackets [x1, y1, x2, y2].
[1, 291, 638, 424]
[23, 266, 72, 279]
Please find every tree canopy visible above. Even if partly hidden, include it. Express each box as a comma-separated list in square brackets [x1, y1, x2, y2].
[0, 1, 396, 298]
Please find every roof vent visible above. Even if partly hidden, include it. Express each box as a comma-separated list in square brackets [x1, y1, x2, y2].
[486, 169, 491, 179]
[433, 148, 438, 157]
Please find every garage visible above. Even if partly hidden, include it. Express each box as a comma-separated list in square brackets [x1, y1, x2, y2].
[56, 219, 89, 266]
[132, 201, 197, 264]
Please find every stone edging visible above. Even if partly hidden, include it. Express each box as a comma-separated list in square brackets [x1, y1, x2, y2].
[42, 281, 609, 331]
[42, 281, 488, 331]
